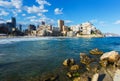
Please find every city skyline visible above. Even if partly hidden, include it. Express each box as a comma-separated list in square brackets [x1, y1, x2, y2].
[0, 0, 120, 34]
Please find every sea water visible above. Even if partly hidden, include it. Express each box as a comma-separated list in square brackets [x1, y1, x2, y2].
[0, 37, 120, 80]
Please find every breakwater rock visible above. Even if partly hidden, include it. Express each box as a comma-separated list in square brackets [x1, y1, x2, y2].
[60, 49, 120, 81]
[17, 49, 120, 81]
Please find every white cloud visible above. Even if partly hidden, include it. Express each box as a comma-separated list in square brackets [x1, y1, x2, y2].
[22, 14, 26, 16]
[37, 13, 43, 16]
[11, 0, 22, 9]
[54, 8, 63, 15]
[0, 10, 9, 16]
[0, 0, 23, 17]
[65, 20, 73, 23]
[26, 5, 48, 13]
[26, 16, 37, 19]
[25, 0, 51, 14]
[36, 0, 51, 6]
[0, 0, 11, 8]
[0, 0, 22, 9]
[114, 20, 120, 24]
[6, 19, 11, 22]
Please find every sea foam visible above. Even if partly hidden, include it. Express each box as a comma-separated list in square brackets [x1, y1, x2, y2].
[0, 37, 55, 44]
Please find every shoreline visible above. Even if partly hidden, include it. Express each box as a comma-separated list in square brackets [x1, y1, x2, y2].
[0, 34, 105, 39]
[1, 35, 120, 39]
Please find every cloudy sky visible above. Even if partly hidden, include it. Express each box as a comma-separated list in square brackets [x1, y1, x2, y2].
[0, 0, 120, 34]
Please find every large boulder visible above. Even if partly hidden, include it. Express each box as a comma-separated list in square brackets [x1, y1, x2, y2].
[73, 76, 88, 81]
[113, 69, 120, 81]
[80, 53, 94, 65]
[66, 72, 73, 78]
[90, 48, 103, 55]
[92, 73, 99, 81]
[100, 51, 119, 62]
[115, 58, 120, 68]
[86, 62, 100, 72]
[70, 65, 80, 71]
[63, 58, 75, 66]
[99, 59, 108, 67]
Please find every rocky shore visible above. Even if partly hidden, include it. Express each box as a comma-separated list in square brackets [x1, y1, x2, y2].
[1, 49, 120, 81]
[37, 49, 120, 81]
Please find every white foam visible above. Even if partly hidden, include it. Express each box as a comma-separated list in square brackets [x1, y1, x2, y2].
[0, 37, 56, 44]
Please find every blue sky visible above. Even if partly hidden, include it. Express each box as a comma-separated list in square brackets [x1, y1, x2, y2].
[0, 0, 120, 34]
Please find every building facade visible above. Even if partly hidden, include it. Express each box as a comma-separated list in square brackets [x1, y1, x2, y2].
[58, 20, 64, 31]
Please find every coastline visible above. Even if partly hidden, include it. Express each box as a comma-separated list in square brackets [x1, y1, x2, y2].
[0, 34, 104, 39]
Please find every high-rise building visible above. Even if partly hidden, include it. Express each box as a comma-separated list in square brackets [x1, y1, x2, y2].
[58, 20, 64, 31]
[19, 24, 22, 31]
[41, 21, 45, 25]
[12, 17, 16, 28]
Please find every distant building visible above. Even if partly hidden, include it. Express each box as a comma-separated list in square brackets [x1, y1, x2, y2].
[19, 24, 22, 31]
[12, 17, 16, 28]
[58, 20, 64, 31]
[28, 24, 36, 31]
[41, 21, 45, 25]
[6, 22, 13, 32]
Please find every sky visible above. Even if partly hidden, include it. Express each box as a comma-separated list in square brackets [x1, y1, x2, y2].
[0, 0, 120, 34]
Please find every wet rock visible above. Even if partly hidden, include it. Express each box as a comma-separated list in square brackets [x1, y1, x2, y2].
[73, 76, 88, 81]
[98, 74, 112, 81]
[113, 69, 120, 81]
[86, 62, 100, 73]
[100, 51, 119, 63]
[99, 60, 108, 67]
[90, 48, 103, 55]
[70, 65, 80, 71]
[67, 72, 80, 78]
[92, 73, 99, 81]
[73, 77, 81, 81]
[72, 72, 80, 77]
[80, 53, 93, 65]
[67, 72, 73, 78]
[63, 58, 75, 66]
[115, 58, 120, 68]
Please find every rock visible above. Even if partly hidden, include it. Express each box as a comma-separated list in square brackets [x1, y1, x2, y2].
[67, 72, 72, 78]
[86, 62, 100, 72]
[92, 73, 99, 81]
[73, 72, 80, 77]
[99, 60, 108, 67]
[100, 51, 119, 62]
[73, 77, 81, 81]
[67, 72, 80, 78]
[115, 58, 120, 68]
[113, 69, 120, 81]
[70, 65, 80, 71]
[80, 53, 93, 65]
[115, 55, 120, 68]
[90, 48, 103, 55]
[73, 76, 88, 81]
[63, 58, 75, 66]
[99, 74, 112, 81]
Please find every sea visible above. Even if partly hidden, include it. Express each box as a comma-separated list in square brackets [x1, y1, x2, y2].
[0, 37, 120, 80]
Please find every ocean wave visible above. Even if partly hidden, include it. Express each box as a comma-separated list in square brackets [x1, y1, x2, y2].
[0, 37, 57, 44]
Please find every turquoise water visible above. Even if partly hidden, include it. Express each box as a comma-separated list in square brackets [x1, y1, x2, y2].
[0, 37, 120, 80]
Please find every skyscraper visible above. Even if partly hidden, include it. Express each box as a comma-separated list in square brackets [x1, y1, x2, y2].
[58, 20, 64, 31]
[12, 17, 16, 28]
